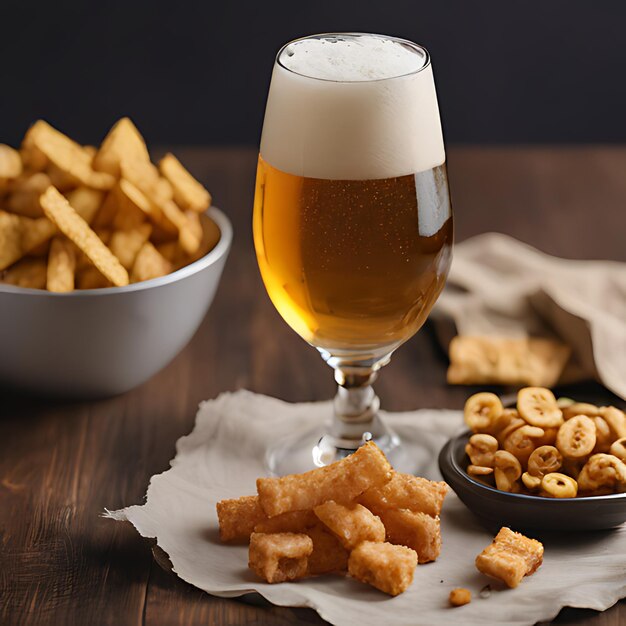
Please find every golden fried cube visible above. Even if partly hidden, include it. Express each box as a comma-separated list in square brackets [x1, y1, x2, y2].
[475, 527, 544, 588]
[248, 532, 313, 583]
[449, 588, 471, 606]
[304, 524, 349, 575]
[360, 472, 449, 517]
[216, 495, 266, 542]
[254, 509, 318, 534]
[314, 501, 385, 550]
[348, 541, 417, 596]
[378, 509, 441, 563]
[257, 442, 392, 517]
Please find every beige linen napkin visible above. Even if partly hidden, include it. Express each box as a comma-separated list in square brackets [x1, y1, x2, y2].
[434, 232, 626, 399]
[105, 391, 626, 626]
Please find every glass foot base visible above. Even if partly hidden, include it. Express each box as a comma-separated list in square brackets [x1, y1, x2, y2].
[265, 417, 430, 476]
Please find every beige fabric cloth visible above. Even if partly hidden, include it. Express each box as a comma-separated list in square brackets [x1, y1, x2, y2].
[105, 391, 626, 626]
[434, 233, 626, 400]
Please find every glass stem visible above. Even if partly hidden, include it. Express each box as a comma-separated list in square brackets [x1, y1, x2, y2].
[331, 367, 385, 441]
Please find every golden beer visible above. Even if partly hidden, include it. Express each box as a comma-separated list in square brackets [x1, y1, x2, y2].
[253, 156, 452, 356]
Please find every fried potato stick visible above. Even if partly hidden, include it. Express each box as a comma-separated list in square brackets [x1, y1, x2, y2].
[46, 237, 76, 292]
[257, 442, 393, 518]
[377, 509, 442, 564]
[360, 472, 449, 518]
[348, 541, 417, 596]
[248, 532, 312, 583]
[216, 495, 267, 542]
[40, 186, 128, 287]
[314, 501, 385, 550]
[475, 527, 543, 588]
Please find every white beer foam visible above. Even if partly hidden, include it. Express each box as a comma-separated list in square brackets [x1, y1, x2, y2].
[260, 34, 446, 180]
[280, 35, 424, 81]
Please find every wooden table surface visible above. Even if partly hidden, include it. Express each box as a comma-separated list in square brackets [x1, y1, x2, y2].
[1, 146, 625, 626]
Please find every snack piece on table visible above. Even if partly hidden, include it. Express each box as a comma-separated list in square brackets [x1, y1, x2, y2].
[108, 223, 152, 270]
[377, 508, 441, 563]
[601, 407, 626, 440]
[0, 143, 22, 186]
[40, 186, 129, 287]
[610, 437, 626, 462]
[465, 433, 498, 468]
[360, 472, 449, 518]
[517, 387, 563, 428]
[503, 425, 546, 466]
[304, 524, 349, 575]
[447, 336, 570, 388]
[464, 392, 503, 432]
[313, 501, 385, 550]
[449, 587, 471, 607]
[254, 509, 317, 534]
[256, 441, 392, 518]
[541, 472, 578, 498]
[562, 402, 602, 420]
[130, 242, 173, 283]
[25, 120, 115, 190]
[46, 236, 76, 293]
[159, 152, 212, 213]
[0, 209, 57, 271]
[0, 257, 47, 289]
[493, 450, 522, 492]
[527, 445, 563, 477]
[348, 541, 417, 596]
[555, 415, 596, 459]
[216, 495, 267, 542]
[248, 532, 312, 584]
[577, 453, 626, 493]
[6, 172, 50, 218]
[93, 117, 151, 177]
[475, 527, 543, 588]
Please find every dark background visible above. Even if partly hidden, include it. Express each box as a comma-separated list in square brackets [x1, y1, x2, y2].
[1, 1, 625, 147]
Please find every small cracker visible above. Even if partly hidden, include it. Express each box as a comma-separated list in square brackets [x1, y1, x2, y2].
[40, 186, 128, 287]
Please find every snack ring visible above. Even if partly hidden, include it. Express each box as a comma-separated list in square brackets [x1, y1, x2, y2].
[577, 453, 626, 492]
[521, 472, 542, 490]
[541, 473, 578, 498]
[503, 425, 545, 466]
[609, 437, 626, 462]
[517, 387, 563, 428]
[494, 450, 522, 492]
[601, 407, 626, 440]
[556, 415, 596, 459]
[465, 434, 499, 467]
[467, 464, 494, 476]
[495, 414, 526, 447]
[527, 445, 563, 477]
[464, 392, 503, 433]
[592, 416, 613, 453]
[562, 402, 601, 420]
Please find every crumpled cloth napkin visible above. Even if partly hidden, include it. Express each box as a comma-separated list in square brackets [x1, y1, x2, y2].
[105, 390, 626, 626]
[434, 232, 626, 399]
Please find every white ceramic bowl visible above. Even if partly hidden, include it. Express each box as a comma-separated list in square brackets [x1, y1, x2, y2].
[0, 208, 232, 398]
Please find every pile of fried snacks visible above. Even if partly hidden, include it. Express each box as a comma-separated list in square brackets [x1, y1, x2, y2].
[217, 442, 449, 596]
[464, 388, 626, 497]
[0, 119, 219, 291]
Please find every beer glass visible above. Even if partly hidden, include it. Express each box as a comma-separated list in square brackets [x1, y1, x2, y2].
[253, 33, 453, 474]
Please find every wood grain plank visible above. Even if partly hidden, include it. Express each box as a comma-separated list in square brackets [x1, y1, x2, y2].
[0, 147, 623, 626]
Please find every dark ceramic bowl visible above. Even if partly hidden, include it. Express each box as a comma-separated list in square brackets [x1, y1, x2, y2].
[439, 430, 626, 532]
